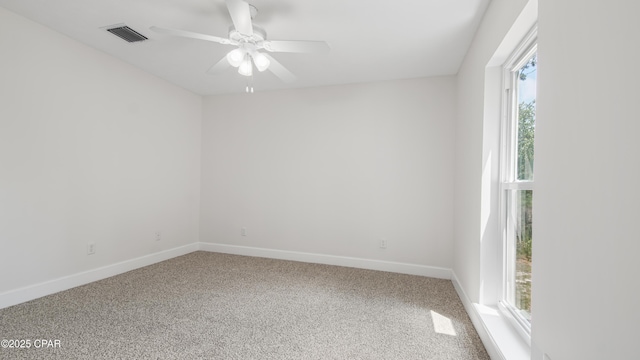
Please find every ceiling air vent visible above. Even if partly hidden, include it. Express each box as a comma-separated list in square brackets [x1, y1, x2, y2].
[105, 25, 148, 43]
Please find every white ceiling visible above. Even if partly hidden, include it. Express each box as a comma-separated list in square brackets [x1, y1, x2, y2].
[0, 0, 490, 96]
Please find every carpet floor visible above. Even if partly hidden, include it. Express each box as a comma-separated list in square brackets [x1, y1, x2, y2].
[0, 251, 489, 359]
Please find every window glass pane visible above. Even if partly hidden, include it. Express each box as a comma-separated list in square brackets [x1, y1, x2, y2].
[516, 54, 537, 181]
[505, 189, 533, 321]
[502, 43, 536, 333]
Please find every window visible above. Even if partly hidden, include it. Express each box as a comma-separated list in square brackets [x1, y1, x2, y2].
[500, 32, 537, 334]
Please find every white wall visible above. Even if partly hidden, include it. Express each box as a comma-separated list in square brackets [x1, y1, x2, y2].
[6, 2, 638, 357]
[455, 0, 640, 358]
[454, 0, 529, 303]
[532, 0, 640, 359]
[0, 7, 202, 293]
[200, 77, 456, 268]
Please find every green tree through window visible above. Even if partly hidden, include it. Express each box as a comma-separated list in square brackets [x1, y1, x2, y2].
[513, 54, 536, 317]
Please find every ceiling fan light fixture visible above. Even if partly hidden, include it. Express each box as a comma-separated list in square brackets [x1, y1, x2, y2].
[226, 48, 245, 67]
[238, 54, 253, 76]
[150, 0, 329, 85]
[251, 51, 270, 72]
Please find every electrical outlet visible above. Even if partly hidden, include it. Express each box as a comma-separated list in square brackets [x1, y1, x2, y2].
[379, 239, 387, 249]
[241, 227, 247, 236]
[155, 231, 161, 241]
[87, 243, 96, 255]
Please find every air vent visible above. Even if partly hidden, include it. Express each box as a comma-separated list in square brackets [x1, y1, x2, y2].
[106, 25, 148, 43]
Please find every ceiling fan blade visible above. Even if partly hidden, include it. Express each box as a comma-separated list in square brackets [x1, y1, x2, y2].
[150, 26, 232, 45]
[225, 0, 253, 36]
[263, 54, 296, 83]
[207, 56, 230, 74]
[262, 40, 330, 53]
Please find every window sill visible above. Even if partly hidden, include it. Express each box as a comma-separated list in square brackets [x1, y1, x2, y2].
[475, 304, 530, 360]
[452, 274, 530, 360]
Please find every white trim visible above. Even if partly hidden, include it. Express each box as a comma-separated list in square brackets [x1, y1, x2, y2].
[452, 272, 505, 360]
[1, 241, 451, 309]
[0, 243, 199, 310]
[499, 23, 537, 341]
[197, 242, 452, 279]
[503, 27, 538, 77]
[452, 272, 530, 360]
[499, 300, 532, 346]
[501, 182, 534, 191]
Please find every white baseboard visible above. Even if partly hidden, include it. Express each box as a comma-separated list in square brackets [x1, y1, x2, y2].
[0, 243, 198, 310]
[451, 272, 504, 360]
[451, 272, 530, 360]
[0, 242, 452, 310]
[198, 242, 452, 279]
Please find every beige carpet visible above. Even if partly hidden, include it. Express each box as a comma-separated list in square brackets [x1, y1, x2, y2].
[0, 252, 489, 359]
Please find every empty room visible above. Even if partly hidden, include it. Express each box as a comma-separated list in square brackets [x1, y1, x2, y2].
[1, 0, 638, 359]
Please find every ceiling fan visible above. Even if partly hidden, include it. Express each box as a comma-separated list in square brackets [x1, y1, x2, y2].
[150, 0, 330, 89]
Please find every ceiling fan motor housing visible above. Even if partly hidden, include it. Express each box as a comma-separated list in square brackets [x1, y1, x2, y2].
[150, 0, 326, 84]
[229, 25, 266, 44]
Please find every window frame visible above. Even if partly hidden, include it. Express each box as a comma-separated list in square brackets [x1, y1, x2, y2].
[498, 26, 537, 342]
